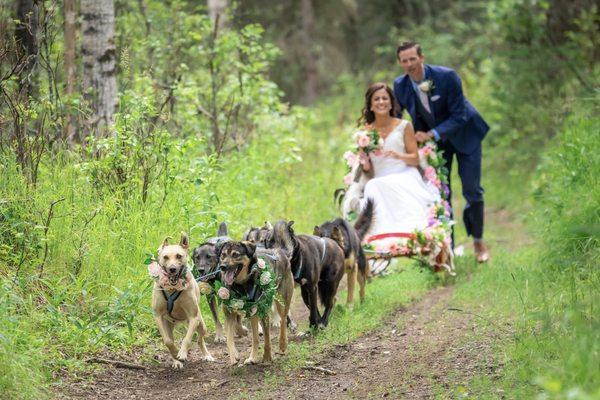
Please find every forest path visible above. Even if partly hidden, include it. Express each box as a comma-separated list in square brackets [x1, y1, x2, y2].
[64, 207, 519, 399]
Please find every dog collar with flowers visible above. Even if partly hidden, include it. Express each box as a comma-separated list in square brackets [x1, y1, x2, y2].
[203, 257, 279, 319]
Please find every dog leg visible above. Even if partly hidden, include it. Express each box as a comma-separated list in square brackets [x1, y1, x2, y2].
[301, 285, 321, 331]
[346, 264, 357, 309]
[155, 316, 182, 369]
[357, 261, 366, 302]
[261, 315, 273, 363]
[271, 303, 281, 329]
[224, 312, 240, 366]
[275, 301, 288, 354]
[177, 315, 200, 362]
[244, 315, 261, 365]
[195, 314, 215, 362]
[235, 314, 249, 337]
[208, 296, 225, 343]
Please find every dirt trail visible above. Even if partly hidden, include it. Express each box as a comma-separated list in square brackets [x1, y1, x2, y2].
[64, 285, 504, 400]
[64, 208, 517, 399]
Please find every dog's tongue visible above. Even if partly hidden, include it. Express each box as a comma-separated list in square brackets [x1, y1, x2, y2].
[224, 269, 235, 285]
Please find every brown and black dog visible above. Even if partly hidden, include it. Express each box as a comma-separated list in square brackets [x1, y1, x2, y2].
[192, 222, 248, 342]
[218, 241, 294, 365]
[268, 221, 345, 330]
[314, 199, 374, 308]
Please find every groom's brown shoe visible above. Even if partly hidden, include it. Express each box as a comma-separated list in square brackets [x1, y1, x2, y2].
[474, 241, 490, 263]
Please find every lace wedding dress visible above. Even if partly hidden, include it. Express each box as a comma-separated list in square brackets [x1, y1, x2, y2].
[360, 120, 440, 245]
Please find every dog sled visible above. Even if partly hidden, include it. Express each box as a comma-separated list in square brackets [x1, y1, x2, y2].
[338, 139, 456, 276]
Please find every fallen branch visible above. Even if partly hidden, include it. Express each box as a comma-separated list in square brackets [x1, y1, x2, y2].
[302, 365, 336, 375]
[86, 357, 147, 370]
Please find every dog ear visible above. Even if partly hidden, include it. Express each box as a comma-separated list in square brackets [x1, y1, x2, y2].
[161, 236, 172, 250]
[287, 220, 295, 234]
[264, 221, 273, 230]
[179, 232, 189, 250]
[218, 221, 228, 236]
[313, 226, 321, 236]
[332, 226, 345, 249]
[241, 241, 256, 258]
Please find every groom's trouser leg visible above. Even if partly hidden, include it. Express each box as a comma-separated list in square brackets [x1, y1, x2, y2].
[457, 144, 485, 239]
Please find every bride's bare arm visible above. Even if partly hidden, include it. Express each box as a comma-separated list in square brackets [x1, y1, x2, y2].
[385, 122, 420, 166]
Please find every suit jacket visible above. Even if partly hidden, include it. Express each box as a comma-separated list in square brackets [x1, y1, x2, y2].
[393, 64, 489, 154]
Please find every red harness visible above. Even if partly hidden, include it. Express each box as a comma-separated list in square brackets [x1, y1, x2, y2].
[366, 232, 415, 243]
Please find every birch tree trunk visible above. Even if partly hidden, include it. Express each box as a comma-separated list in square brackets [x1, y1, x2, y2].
[81, 0, 117, 139]
[300, 0, 318, 104]
[63, 0, 77, 145]
[208, 0, 229, 29]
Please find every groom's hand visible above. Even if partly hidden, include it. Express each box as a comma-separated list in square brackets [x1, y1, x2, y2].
[415, 131, 432, 143]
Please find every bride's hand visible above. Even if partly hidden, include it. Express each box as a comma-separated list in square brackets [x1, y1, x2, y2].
[384, 150, 400, 159]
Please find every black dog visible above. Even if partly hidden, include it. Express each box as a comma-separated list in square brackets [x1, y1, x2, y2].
[314, 199, 373, 308]
[268, 220, 345, 330]
[243, 221, 273, 248]
[192, 222, 246, 342]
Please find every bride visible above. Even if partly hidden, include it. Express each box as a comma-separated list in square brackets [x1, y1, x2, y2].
[345, 82, 440, 246]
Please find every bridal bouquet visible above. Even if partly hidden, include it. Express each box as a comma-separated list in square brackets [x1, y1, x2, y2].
[342, 128, 383, 185]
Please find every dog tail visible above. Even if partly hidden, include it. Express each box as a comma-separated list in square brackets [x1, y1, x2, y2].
[272, 220, 295, 259]
[218, 221, 228, 236]
[353, 198, 374, 241]
[333, 187, 346, 210]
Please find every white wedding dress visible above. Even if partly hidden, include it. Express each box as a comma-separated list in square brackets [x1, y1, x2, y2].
[360, 120, 440, 244]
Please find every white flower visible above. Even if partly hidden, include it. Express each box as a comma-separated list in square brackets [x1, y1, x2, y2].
[259, 271, 272, 286]
[377, 138, 385, 147]
[198, 282, 212, 295]
[256, 258, 266, 269]
[231, 299, 245, 310]
[217, 287, 230, 300]
[418, 80, 433, 93]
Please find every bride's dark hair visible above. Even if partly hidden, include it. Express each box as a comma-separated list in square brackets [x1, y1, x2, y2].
[357, 82, 400, 126]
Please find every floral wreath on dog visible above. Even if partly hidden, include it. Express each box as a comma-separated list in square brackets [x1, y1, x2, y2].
[197, 257, 279, 319]
[343, 131, 455, 273]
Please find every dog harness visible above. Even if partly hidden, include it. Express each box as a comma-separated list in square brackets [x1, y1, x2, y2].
[293, 237, 327, 284]
[161, 289, 183, 316]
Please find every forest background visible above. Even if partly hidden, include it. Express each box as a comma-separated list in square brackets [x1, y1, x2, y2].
[0, 0, 598, 399]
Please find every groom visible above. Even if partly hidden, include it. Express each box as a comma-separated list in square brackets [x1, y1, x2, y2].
[393, 41, 490, 263]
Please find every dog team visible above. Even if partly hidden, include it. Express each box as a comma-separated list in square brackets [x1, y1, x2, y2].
[150, 201, 374, 368]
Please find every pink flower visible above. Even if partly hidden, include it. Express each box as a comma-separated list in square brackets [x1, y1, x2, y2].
[424, 230, 434, 241]
[147, 261, 161, 278]
[256, 258, 266, 269]
[388, 242, 400, 254]
[343, 151, 358, 168]
[443, 236, 452, 247]
[343, 173, 354, 186]
[399, 246, 411, 255]
[217, 287, 230, 300]
[424, 166, 437, 181]
[357, 134, 370, 148]
[420, 146, 432, 157]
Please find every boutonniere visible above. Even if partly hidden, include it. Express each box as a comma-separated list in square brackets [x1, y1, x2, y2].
[418, 79, 435, 95]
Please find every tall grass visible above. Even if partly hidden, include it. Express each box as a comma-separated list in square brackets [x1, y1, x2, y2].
[452, 98, 600, 398]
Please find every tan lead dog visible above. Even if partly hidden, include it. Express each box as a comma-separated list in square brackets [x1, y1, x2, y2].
[150, 233, 214, 369]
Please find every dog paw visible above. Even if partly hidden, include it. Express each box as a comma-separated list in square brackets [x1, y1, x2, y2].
[262, 354, 273, 364]
[176, 350, 188, 362]
[244, 356, 259, 365]
[200, 354, 215, 362]
[214, 333, 226, 343]
[171, 360, 184, 369]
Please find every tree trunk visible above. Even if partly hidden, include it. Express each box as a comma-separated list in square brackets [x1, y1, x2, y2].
[14, 0, 39, 98]
[300, 0, 318, 104]
[64, 0, 78, 145]
[81, 0, 117, 140]
[208, 0, 229, 29]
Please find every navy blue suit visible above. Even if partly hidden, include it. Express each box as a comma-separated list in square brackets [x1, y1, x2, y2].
[393, 64, 489, 239]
